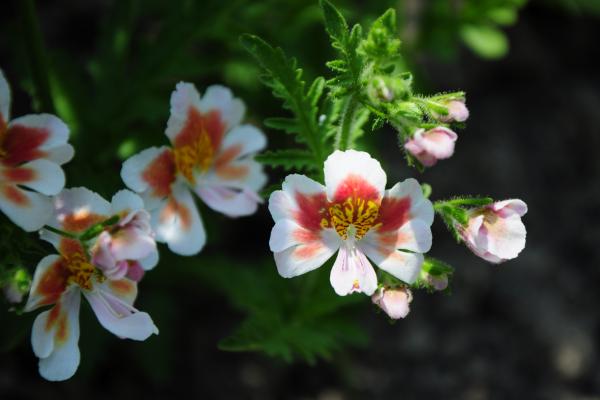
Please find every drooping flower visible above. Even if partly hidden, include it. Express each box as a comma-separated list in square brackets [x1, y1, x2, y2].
[121, 83, 267, 255]
[458, 199, 527, 263]
[268, 150, 433, 296]
[372, 286, 412, 319]
[404, 127, 457, 167]
[434, 99, 469, 123]
[0, 69, 73, 231]
[26, 188, 159, 381]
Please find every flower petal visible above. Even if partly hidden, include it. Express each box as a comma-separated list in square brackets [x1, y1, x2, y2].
[274, 228, 340, 278]
[12, 159, 66, 196]
[139, 247, 159, 271]
[33, 288, 81, 381]
[492, 199, 528, 218]
[0, 185, 52, 231]
[121, 146, 176, 200]
[218, 124, 267, 159]
[330, 247, 378, 296]
[196, 185, 261, 218]
[367, 219, 432, 253]
[324, 150, 386, 203]
[414, 127, 457, 159]
[151, 183, 206, 255]
[45, 144, 75, 165]
[268, 174, 328, 231]
[110, 189, 145, 215]
[49, 187, 110, 234]
[165, 82, 201, 142]
[3, 114, 69, 166]
[84, 288, 158, 341]
[25, 255, 68, 312]
[359, 239, 424, 284]
[199, 85, 245, 130]
[0, 68, 10, 123]
[483, 215, 527, 261]
[379, 178, 434, 228]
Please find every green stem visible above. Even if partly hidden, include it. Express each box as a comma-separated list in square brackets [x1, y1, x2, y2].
[336, 95, 359, 150]
[19, 0, 55, 113]
[43, 225, 78, 240]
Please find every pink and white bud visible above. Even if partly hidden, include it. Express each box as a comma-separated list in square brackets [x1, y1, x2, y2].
[434, 100, 469, 123]
[91, 210, 156, 279]
[3, 282, 24, 303]
[372, 287, 413, 319]
[459, 199, 528, 263]
[404, 127, 457, 167]
[426, 273, 448, 291]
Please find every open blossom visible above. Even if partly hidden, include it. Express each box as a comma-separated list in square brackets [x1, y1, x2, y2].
[26, 188, 159, 381]
[404, 127, 457, 167]
[121, 83, 267, 255]
[459, 199, 527, 263]
[268, 150, 434, 296]
[0, 69, 73, 231]
[372, 287, 412, 319]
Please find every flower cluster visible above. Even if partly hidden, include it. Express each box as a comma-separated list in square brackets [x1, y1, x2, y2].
[0, 69, 266, 380]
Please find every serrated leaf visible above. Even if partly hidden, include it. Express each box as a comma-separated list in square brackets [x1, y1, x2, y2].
[256, 149, 317, 171]
[320, 0, 348, 44]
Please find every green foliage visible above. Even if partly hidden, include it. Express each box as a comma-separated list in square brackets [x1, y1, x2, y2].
[190, 257, 367, 363]
[241, 34, 331, 176]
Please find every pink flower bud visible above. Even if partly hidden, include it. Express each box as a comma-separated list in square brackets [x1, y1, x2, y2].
[459, 199, 528, 263]
[3, 282, 24, 303]
[372, 287, 413, 319]
[435, 100, 469, 123]
[426, 273, 448, 291]
[404, 127, 457, 167]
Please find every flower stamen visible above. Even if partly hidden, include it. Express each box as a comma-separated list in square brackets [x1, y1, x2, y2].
[173, 128, 213, 184]
[322, 197, 380, 240]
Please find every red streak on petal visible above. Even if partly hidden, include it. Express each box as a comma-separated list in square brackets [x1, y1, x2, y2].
[45, 304, 61, 331]
[1, 124, 49, 166]
[214, 144, 249, 180]
[61, 211, 105, 233]
[159, 196, 191, 231]
[2, 185, 29, 206]
[109, 279, 135, 297]
[174, 108, 225, 153]
[294, 242, 322, 259]
[332, 174, 380, 203]
[45, 303, 69, 344]
[293, 228, 320, 244]
[376, 196, 411, 232]
[37, 258, 69, 307]
[142, 149, 176, 198]
[3, 166, 35, 183]
[294, 192, 328, 232]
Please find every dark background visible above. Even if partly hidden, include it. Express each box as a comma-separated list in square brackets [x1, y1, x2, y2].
[1, 0, 599, 399]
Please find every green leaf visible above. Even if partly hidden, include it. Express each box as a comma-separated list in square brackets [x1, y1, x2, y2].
[460, 24, 509, 59]
[241, 34, 327, 168]
[320, 0, 348, 45]
[256, 149, 318, 171]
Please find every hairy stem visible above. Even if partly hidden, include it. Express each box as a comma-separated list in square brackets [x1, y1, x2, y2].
[336, 95, 359, 150]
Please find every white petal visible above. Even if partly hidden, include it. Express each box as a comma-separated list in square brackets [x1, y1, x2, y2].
[196, 185, 261, 218]
[368, 219, 432, 253]
[151, 184, 206, 255]
[359, 240, 424, 284]
[274, 229, 340, 278]
[0, 186, 52, 231]
[384, 178, 434, 225]
[219, 124, 267, 158]
[45, 144, 75, 165]
[25, 255, 64, 312]
[8, 114, 70, 152]
[139, 247, 159, 270]
[111, 189, 145, 214]
[204, 157, 267, 193]
[0, 68, 10, 122]
[329, 247, 378, 296]
[492, 199, 528, 217]
[18, 159, 65, 195]
[268, 174, 326, 222]
[324, 150, 386, 202]
[199, 85, 245, 129]
[485, 215, 527, 261]
[84, 289, 157, 341]
[120, 146, 174, 198]
[49, 187, 111, 233]
[165, 82, 202, 142]
[36, 289, 81, 382]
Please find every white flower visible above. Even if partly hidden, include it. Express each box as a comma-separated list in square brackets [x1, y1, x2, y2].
[121, 83, 267, 255]
[268, 150, 434, 296]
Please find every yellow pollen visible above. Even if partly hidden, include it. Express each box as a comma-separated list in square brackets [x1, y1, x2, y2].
[65, 252, 97, 290]
[352, 279, 360, 289]
[173, 129, 213, 184]
[321, 197, 381, 240]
